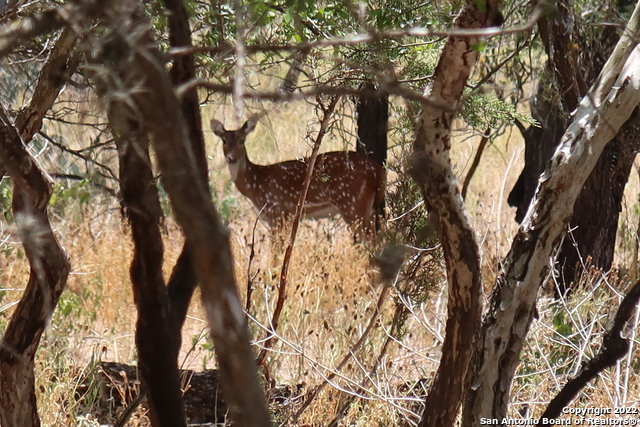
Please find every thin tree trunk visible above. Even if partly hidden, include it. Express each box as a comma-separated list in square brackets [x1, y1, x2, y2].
[356, 82, 388, 226]
[112, 121, 188, 426]
[161, 0, 204, 348]
[0, 29, 76, 427]
[93, 3, 270, 425]
[0, 106, 70, 427]
[409, 2, 502, 426]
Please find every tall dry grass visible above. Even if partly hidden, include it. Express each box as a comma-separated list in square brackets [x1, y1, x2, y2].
[0, 98, 639, 426]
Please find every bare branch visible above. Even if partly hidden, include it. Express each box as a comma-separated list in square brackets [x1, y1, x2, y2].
[0, 0, 102, 58]
[169, 6, 541, 58]
[256, 96, 339, 369]
[293, 277, 392, 422]
[183, 79, 452, 109]
[539, 279, 640, 422]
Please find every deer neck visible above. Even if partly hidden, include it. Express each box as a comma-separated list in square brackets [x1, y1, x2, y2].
[227, 155, 245, 182]
[228, 155, 259, 195]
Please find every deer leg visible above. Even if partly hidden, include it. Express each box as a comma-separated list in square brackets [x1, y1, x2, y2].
[340, 195, 375, 243]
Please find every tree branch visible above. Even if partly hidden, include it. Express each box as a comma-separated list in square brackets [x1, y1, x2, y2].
[463, 2, 640, 422]
[538, 279, 640, 423]
[186, 79, 451, 109]
[256, 96, 339, 368]
[0, 0, 102, 59]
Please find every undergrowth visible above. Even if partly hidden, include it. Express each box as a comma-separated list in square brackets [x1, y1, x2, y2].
[0, 105, 639, 425]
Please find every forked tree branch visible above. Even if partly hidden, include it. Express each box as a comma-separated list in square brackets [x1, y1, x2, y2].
[0, 0, 103, 58]
[0, 27, 78, 181]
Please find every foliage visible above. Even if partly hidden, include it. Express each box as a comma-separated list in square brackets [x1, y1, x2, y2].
[460, 90, 538, 129]
[1, 0, 639, 425]
[0, 178, 12, 221]
[49, 181, 93, 218]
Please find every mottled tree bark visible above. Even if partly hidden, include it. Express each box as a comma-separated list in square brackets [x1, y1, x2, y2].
[0, 29, 76, 427]
[0, 107, 70, 427]
[463, 4, 640, 422]
[409, 2, 503, 426]
[508, 1, 640, 294]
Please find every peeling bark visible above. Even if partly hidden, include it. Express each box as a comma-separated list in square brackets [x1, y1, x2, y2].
[409, 1, 503, 426]
[463, 5, 640, 422]
[508, 3, 638, 294]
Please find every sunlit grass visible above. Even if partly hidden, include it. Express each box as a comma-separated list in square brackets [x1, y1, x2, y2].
[0, 97, 639, 425]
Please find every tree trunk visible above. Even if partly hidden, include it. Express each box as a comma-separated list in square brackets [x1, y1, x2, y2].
[161, 0, 204, 348]
[0, 107, 71, 427]
[508, 2, 638, 294]
[0, 29, 76, 427]
[557, 117, 640, 291]
[409, 2, 502, 426]
[356, 81, 388, 167]
[113, 121, 188, 426]
[93, 3, 271, 425]
[463, 6, 640, 421]
[356, 82, 388, 226]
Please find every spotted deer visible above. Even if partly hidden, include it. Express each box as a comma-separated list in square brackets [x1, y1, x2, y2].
[211, 118, 385, 239]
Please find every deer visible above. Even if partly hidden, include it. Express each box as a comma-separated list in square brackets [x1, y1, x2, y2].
[210, 117, 385, 241]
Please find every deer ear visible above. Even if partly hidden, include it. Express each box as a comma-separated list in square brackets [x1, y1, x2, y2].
[243, 117, 257, 134]
[210, 119, 226, 137]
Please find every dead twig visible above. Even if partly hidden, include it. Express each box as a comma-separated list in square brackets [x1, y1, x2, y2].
[293, 282, 392, 421]
[538, 279, 640, 423]
[256, 95, 340, 368]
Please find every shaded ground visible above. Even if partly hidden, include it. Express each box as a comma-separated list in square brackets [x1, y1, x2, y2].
[77, 362, 227, 425]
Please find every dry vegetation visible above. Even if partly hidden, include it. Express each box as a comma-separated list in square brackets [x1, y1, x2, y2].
[1, 96, 640, 426]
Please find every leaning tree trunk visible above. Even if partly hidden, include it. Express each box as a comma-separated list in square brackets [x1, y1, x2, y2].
[508, 1, 640, 294]
[161, 0, 204, 346]
[0, 106, 71, 427]
[408, 2, 502, 426]
[463, 4, 640, 422]
[0, 28, 76, 427]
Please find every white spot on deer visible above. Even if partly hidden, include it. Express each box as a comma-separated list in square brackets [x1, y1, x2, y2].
[213, 119, 384, 238]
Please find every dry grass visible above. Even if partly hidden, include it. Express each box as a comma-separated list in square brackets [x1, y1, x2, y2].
[1, 99, 640, 426]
